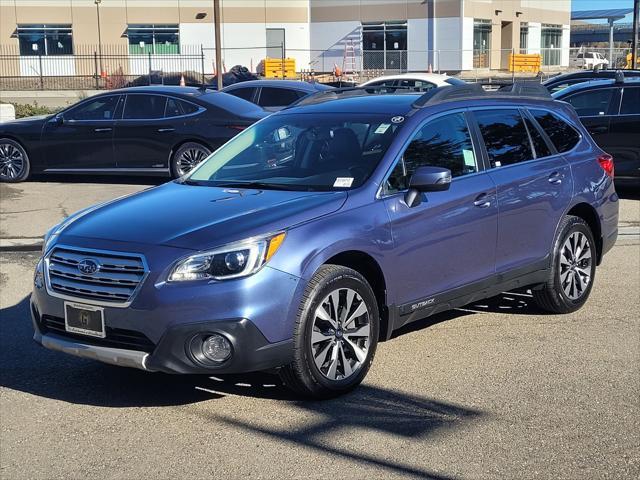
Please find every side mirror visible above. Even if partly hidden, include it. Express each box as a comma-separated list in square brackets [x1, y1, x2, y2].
[404, 166, 452, 208]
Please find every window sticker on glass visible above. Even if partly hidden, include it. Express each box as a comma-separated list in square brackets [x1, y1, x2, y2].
[333, 177, 354, 188]
[375, 124, 391, 134]
[462, 149, 475, 168]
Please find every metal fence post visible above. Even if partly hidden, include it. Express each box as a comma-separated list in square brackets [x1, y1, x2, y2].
[281, 41, 285, 80]
[94, 51, 99, 89]
[148, 51, 152, 85]
[200, 44, 206, 87]
[38, 54, 44, 90]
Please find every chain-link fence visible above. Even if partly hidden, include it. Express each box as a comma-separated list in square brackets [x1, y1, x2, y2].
[1, 43, 637, 91]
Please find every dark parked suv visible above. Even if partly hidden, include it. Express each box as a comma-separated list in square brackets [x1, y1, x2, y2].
[553, 75, 640, 187]
[31, 84, 618, 398]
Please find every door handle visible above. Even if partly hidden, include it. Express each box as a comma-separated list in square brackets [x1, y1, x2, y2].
[589, 125, 608, 134]
[157, 128, 175, 133]
[473, 193, 491, 208]
[94, 127, 112, 132]
[548, 172, 562, 185]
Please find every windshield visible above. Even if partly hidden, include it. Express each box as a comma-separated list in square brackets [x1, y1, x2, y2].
[186, 113, 404, 191]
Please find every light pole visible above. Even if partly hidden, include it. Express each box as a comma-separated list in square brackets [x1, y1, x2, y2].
[95, 0, 103, 77]
[214, 0, 223, 90]
[632, 0, 639, 69]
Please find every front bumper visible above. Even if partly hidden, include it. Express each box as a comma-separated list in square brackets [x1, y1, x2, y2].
[31, 304, 294, 374]
[31, 241, 303, 374]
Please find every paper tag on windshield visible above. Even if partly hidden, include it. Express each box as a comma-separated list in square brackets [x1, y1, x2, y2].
[374, 123, 391, 134]
[333, 177, 354, 188]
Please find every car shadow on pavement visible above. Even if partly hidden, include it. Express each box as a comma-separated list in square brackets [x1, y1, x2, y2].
[199, 384, 482, 480]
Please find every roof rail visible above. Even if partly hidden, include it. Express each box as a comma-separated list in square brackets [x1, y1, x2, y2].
[289, 85, 426, 108]
[412, 81, 551, 108]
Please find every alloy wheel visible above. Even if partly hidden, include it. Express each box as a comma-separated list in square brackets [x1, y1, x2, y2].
[0, 142, 26, 180]
[559, 231, 592, 300]
[310, 287, 372, 381]
[175, 146, 210, 176]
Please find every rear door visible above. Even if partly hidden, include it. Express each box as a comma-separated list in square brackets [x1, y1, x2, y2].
[471, 107, 573, 274]
[41, 94, 121, 170]
[113, 93, 176, 169]
[608, 85, 640, 181]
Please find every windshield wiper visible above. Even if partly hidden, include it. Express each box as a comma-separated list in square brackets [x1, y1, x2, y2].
[212, 181, 310, 191]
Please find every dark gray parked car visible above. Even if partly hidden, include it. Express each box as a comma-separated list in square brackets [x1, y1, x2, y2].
[222, 80, 333, 111]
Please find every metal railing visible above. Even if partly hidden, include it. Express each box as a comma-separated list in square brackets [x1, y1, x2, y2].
[1, 44, 637, 91]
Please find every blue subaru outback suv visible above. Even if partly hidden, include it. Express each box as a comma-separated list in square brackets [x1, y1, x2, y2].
[32, 83, 619, 398]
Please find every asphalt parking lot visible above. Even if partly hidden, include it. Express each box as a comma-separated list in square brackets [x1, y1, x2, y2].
[1, 178, 639, 479]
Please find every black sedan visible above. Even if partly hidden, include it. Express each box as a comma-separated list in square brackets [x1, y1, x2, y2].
[222, 80, 333, 111]
[543, 69, 640, 93]
[553, 76, 640, 187]
[0, 86, 267, 182]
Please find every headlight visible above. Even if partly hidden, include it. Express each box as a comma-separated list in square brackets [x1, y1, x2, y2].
[42, 226, 59, 254]
[168, 232, 286, 282]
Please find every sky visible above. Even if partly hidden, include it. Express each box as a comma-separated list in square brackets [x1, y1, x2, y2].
[571, 0, 635, 23]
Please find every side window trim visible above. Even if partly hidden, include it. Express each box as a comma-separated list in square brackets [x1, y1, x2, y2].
[64, 94, 122, 123]
[377, 107, 483, 198]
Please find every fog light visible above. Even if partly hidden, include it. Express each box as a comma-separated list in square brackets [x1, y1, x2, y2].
[202, 334, 232, 363]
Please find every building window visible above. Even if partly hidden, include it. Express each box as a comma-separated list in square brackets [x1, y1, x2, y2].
[17, 24, 73, 56]
[473, 19, 492, 68]
[520, 22, 529, 53]
[127, 25, 180, 54]
[362, 21, 407, 71]
[541, 24, 562, 66]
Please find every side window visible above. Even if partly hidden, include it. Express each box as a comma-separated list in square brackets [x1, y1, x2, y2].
[258, 87, 302, 107]
[524, 116, 553, 158]
[397, 79, 435, 92]
[386, 112, 477, 193]
[227, 87, 256, 102]
[66, 95, 120, 121]
[564, 88, 614, 116]
[179, 100, 199, 115]
[367, 80, 396, 87]
[123, 94, 167, 119]
[530, 109, 580, 153]
[165, 97, 182, 117]
[474, 109, 534, 167]
[620, 87, 640, 115]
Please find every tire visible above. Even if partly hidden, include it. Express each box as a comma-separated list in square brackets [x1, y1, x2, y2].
[279, 264, 379, 399]
[170, 142, 211, 178]
[0, 138, 30, 183]
[533, 215, 597, 314]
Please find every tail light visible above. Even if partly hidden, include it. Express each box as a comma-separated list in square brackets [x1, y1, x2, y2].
[597, 154, 614, 178]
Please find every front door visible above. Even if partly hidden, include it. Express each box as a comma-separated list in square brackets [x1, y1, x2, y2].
[383, 111, 497, 310]
[41, 94, 121, 170]
[472, 108, 574, 273]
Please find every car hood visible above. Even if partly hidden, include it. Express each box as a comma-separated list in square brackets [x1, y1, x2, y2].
[60, 181, 348, 251]
[1, 114, 50, 124]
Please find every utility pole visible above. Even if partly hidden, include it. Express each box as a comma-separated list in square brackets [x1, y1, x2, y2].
[632, 0, 639, 69]
[214, 0, 223, 90]
[95, 0, 103, 77]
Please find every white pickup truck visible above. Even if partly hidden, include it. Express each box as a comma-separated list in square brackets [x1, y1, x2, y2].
[572, 52, 610, 70]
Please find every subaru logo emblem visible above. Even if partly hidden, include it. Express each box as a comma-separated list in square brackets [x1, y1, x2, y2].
[77, 258, 100, 275]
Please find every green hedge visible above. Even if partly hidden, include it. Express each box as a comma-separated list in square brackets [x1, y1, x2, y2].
[1, 102, 61, 119]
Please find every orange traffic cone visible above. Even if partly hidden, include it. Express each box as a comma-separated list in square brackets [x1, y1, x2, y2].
[179, 74, 186, 87]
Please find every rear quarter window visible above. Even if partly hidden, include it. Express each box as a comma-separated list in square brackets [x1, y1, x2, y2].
[530, 109, 580, 153]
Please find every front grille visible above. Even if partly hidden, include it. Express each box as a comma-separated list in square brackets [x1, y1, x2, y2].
[46, 246, 147, 306]
[40, 315, 155, 352]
